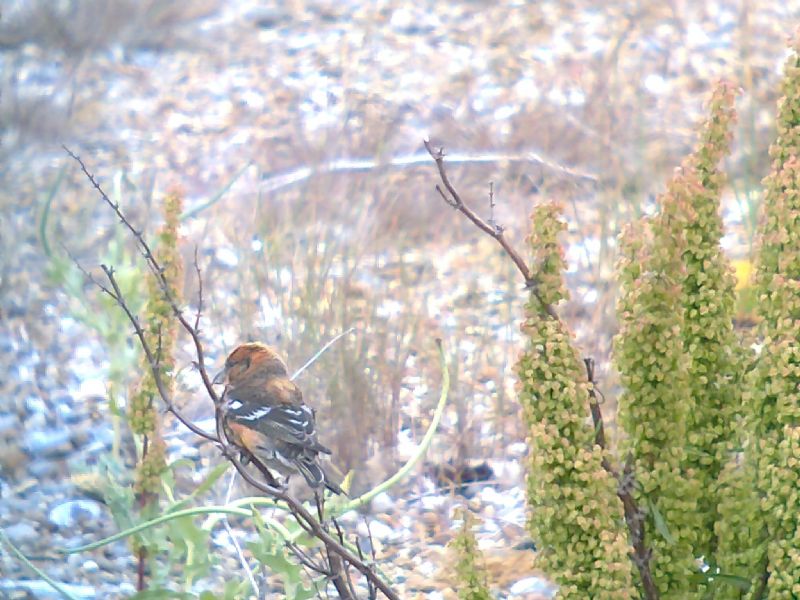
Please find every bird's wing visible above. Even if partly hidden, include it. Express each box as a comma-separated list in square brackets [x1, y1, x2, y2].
[264, 377, 304, 405]
[227, 400, 331, 454]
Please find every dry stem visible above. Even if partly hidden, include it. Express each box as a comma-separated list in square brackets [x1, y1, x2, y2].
[65, 147, 398, 600]
[425, 141, 657, 600]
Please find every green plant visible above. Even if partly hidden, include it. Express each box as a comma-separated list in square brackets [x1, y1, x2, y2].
[450, 509, 492, 600]
[424, 33, 800, 596]
[516, 203, 635, 598]
[730, 36, 800, 596]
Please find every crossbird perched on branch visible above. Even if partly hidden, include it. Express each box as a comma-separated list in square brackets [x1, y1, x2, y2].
[213, 343, 343, 495]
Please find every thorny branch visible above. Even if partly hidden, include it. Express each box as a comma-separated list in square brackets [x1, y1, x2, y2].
[424, 140, 558, 319]
[65, 148, 399, 600]
[63, 145, 219, 405]
[425, 141, 657, 600]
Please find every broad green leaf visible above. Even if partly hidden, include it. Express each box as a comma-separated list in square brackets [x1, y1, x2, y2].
[648, 499, 675, 545]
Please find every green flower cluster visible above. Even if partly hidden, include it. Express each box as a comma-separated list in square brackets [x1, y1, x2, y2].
[675, 82, 741, 559]
[516, 204, 635, 599]
[450, 510, 492, 600]
[614, 197, 700, 597]
[741, 43, 800, 594]
[129, 190, 184, 496]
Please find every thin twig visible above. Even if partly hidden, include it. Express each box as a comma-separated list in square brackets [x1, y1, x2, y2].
[64, 146, 219, 405]
[193, 245, 203, 331]
[67, 149, 401, 600]
[488, 181, 496, 232]
[315, 494, 355, 600]
[365, 519, 378, 600]
[222, 470, 259, 596]
[618, 457, 658, 600]
[291, 327, 356, 381]
[584, 358, 608, 454]
[424, 140, 558, 319]
[425, 141, 532, 279]
[333, 517, 358, 599]
[286, 540, 328, 574]
[99, 265, 218, 443]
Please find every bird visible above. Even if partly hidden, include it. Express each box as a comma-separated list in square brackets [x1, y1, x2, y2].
[213, 343, 343, 495]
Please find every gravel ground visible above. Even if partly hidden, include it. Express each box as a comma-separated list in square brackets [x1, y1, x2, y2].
[1, 1, 799, 598]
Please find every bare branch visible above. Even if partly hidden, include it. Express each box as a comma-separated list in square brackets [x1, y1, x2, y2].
[362, 519, 378, 600]
[286, 540, 328, 574]
[98, 265, 219, 444]
[332, 517, 358, 599]
[64, 146, 219, 405]
[68, 148, 401, 600]
[584, 358, 608, 453]
[424, 140, 558, 319]
[618, 456, 658, 600]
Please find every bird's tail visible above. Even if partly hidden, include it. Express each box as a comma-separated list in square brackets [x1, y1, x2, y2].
[296, 459, 344, 495]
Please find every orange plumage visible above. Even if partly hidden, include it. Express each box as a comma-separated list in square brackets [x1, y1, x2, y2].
[214, 343, 342, 494]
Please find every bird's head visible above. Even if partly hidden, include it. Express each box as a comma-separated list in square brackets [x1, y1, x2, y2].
[213, 343, 289, 388]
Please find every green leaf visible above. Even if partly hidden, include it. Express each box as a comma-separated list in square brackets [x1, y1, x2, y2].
[195, 462, 230, 496]
[248, 509, 315, 600]
[709, 573, 752, 591]
[222, 579, 251, 600]
[648, 499, 675, 545]
[165, 515, 213, 586]
[39, 164, 67, 258]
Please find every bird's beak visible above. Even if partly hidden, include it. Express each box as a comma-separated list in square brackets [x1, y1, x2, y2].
[212, 366, 228, 385]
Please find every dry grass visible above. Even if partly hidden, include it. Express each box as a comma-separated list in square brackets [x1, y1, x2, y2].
[0, 0, 219, 53]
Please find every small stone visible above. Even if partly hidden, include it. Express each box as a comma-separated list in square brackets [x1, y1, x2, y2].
[509, 575, 557, 596]
[247, 7, 287, 29]
[27, 460, 58, 479]
[82, 560, 99, 573]
[365, 519, 395, 541]
[70, 425, 91, 446]
[370, 491, 393, 514]
[215, 247, 239, 268]
[49, 499, 104, 529]
[56, 397, 82, 424]
[67, 553, 83, 571]
[26, 396, 48, 415]
[0, 413, 18, 434]
[507, 442, 528, 458]
[24, 428, 72, 457]
[118, 582, 136, 595]
[4, 521, 38, 544]
[420, 494, 447, 510]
